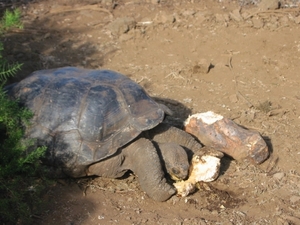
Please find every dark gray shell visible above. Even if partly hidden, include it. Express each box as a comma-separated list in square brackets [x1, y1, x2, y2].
[7, 67, 164, 176]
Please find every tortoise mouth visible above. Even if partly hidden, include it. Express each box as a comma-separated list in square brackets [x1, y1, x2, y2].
[170, 174, 182, 181]
[169, 170, 189, 181]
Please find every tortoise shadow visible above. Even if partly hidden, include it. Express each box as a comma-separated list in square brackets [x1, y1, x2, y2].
[152, 97, 192, 128]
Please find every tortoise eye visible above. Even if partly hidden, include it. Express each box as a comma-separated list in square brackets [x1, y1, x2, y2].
[172, 168, 180, 174]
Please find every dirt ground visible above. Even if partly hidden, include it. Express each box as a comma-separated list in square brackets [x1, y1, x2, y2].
[2, 0, 300, 224]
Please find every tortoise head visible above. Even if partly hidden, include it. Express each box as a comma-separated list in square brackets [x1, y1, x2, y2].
[158, 142, 189, 181]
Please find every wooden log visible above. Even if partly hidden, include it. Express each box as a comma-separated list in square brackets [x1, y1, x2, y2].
[184, 111, 269, 164]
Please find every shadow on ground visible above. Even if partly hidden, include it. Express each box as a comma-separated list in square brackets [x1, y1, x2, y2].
[1, 0, 114, 84]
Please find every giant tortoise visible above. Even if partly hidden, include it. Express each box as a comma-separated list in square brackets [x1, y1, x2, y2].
[6, 67, 222, 201]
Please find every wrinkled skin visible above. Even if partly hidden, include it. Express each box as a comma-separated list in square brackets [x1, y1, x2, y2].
[87, 123, 206, 201]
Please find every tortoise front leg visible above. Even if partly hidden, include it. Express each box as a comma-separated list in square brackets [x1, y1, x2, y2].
[121, 138, 176, 202]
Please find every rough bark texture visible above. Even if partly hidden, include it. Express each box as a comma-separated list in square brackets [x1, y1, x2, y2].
[184, 116, 269, 164]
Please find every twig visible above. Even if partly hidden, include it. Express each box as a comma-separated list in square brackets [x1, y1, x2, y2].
[236, 91, 254, 108]
[264, 156, 279, 174]
[136, 21, 153, 26]
[228, 56, 233, 70]
[244, 8, 300, 20]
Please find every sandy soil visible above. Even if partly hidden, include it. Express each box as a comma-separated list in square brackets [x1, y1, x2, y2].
[3, 0, 300, 224]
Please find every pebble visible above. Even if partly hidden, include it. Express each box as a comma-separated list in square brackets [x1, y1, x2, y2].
[258, 0, 280, 10]
[108, 17, 136, 36]
[181, 10, 196, 17]
[230, 9, 243, 22]
[279, 16, 290, 26]
[215, 14, 227, 24]
[229, 94, 238, 103]
[252, 17, 264, 28]
[294, 16, 300, 24]
[151, 0, 160, 4]
[154, 11, 175, 24]
[276, 217, 289, 225]
[119, 33, 134, 42]
[273, 172, 285, 180]
[101, 0, 114, 6]
[192, 59, 211, 74]
[290, 195, 300, 204]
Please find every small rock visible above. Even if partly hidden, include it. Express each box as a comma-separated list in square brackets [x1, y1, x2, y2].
[154, 11, 175, 24]
[230, 9, 243, 22]
[169, 195, 180, 205]
[241, 11, 251, 20]
[223, 13, 230, 22]
[215, 14, 224, 23]
[151, 0, 160, 4]
[215, 14, 229, 24]
[294, 16, 300, 24]
[181, 10, 196, 17]
[273, 172, 285, 180]
[279, 16, 289, 26]
[270, 16, 278, 24]
[290, 195, 300, 204]
[192, 59, 212, 74]
[276, 217, 288, 225]
[108, 17, 136, 36]
[265, 22, 278, 30]
[258, 0, 280, 10]
[252, 17, 264, 28]
[100, 0, 112, 5]
[126, 216, 131, 220]
[229, 94, 238, 103]
[119, 33, 134, 42]
[194, 12, 207, 23]
[211, 210, 218, 215]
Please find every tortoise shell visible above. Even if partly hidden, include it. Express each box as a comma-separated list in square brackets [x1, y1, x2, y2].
[8, 67, 164, 175]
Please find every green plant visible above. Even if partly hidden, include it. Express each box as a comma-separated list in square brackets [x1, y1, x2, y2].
[0, 90, 46, 177]
[0, 9, 23, 81]
[1, 9, 23, 31]
[0, 54, 23, 81]
[0, 9, 47, 225]
[0, 88, 47, 224]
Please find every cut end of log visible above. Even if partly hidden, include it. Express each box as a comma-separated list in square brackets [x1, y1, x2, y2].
[184, 111, 224, 126]
[247, 136, 270, 164]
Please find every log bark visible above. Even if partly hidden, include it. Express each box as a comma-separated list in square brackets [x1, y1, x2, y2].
[184, 112, 269, 164]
